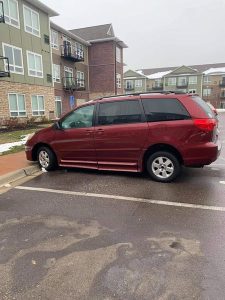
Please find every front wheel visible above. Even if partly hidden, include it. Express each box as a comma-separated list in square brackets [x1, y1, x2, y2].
[146, 151, 181, 183]
[37, 146, 57, 171]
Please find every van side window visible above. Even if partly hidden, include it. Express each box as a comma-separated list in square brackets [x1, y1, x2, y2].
[61, 105, 94, 129]
[98, 100, 142, 126]
[142, 98, 191, 122]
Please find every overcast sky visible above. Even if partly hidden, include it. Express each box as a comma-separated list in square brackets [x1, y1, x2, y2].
[42, 0, 225, 70]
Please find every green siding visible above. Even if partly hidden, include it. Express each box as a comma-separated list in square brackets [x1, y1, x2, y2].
[0, 0, 52, 87]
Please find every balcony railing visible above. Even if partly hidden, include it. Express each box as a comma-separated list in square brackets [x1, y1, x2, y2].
[124, 86, 134, 91]
[0, 1, 5, 23]
[63, 77, 85, 91]
[61, 44, 84, 62]
[219, 80, 225, 87]
[152, 83, 163, 90]
[176, 82, 188, 88]
[0, 56, 10, 77]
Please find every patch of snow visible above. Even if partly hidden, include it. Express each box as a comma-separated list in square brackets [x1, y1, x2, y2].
[0, 135, 29, 153]
[147, 70, 172, 79]
[204, 67, 225, 75]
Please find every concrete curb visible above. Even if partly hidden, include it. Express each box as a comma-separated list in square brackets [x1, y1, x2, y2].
[0, 164, 40, 187]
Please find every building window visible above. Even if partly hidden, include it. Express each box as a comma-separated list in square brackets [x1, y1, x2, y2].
[55, 96, 62, 118]
[75, 42, 84, 59]
[204, 76, 211, 83]
[167, 77, 176, 86]
[189, 76, 197, 84]
[8, 93, 26, 117]
[135, 80, 142, 87]
[27, 51, 43, 78]
[23, 5, 40, 37]
[3, 43, 23, 74]
[51, 30, 58, 49]
[116, 73, 121, 88]
[221, 101, 225, 109]
[116, 47, 121, 63]
[125, 80, 134, 89]
[31, 95, 45, 116]
[3, 0, 20, 28]
[53, 64, 60, 83]
[203, 88, 211, 96]
[77, 71, 85, 87]
[177, 77, 187, 86]
[64, 66, 73, 77]
[154, 79, 162, 87]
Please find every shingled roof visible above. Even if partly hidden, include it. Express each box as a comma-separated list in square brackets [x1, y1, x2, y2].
[139, 63, 225, 76]
[70, 24, 114, 41]
[70, 24, 128, 48]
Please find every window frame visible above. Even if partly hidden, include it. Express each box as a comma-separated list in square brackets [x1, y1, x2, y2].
[23, 5, 40, 37]
[189, 76, 197, 85]
[8, 93, 26, 117]
[3, 0, 20, 28]
[135, 79, 142, 88]
[95, 99, 145, 127]
[55, 96, 62, 119]
[77, 70, 85, 87]
[167, 77, 176, 86]
[51, 29, 59, 49]
[116, 73, 121, 88]
[2, 42, 24, 74]
[60, 104, 96, 130]
[53, 64, 61, 83]
[141, 98, 191, 123]
[203, 88, 211, 97]
[31, 95, 45, 116]
[116, 46, 121, 63]
[27, 51, 43, 78]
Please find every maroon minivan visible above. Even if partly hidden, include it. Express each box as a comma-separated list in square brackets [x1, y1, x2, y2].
[25, 92, 221, 182]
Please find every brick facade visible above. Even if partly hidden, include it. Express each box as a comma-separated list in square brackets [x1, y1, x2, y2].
[0, 80, 55, 124]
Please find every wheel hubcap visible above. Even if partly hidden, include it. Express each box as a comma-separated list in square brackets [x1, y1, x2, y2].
[39, 151, 50, 168]
[152, 157, 174, 179]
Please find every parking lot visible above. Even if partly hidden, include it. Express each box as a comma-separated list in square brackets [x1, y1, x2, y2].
[0, 113, 225, 300]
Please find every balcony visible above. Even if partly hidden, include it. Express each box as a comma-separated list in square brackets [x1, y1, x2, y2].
[0, 57, 10, 77]
[0, 1, 5, 23]
[61, 44, 84, 62]
[176, 82, 188, 88]
[152, 83, 163, 90]
[219, 80, 225, 87]
[63, 77, 85, 91]
[124, 86, 134, 91]
[220, 92, 225, 99]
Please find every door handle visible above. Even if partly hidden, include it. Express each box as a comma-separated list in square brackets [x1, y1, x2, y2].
[86, 129, 93, 135]
[96, 128, 104, 135]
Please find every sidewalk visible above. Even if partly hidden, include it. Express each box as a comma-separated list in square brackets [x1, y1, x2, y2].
[0, 151, 34, 177]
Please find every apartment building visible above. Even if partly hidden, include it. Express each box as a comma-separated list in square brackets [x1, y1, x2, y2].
[0, 0, 58, 124]
[70, 24, 127, 99]
[123, 69, 147, 94]
[50, 22, 90, 117]
[164, 66, 203, 96]
[134, 63, 225, 108]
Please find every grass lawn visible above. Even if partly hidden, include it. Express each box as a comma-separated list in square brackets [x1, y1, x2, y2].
[1, 145, 25, 156]
[0, 128, 35, 144]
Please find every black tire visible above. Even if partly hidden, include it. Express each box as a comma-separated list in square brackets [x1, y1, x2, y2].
[37, 146, 57, 171]
[146, 151, 181, 183]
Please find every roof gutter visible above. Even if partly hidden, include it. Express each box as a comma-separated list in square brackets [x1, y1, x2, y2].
[50, 22, 91, 46]
[26, 0, 59, 17]
[88, 37, 128, 48]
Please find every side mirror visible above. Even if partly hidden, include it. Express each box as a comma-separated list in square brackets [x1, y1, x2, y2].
[54, 121, 62, 130]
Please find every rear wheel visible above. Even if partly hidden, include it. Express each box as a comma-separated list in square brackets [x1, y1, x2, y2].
[37, 146, 57, 171]
[146, 151, 181, 183]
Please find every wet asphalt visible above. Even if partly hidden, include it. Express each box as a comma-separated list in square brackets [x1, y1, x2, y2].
[0, 114, 225, 300]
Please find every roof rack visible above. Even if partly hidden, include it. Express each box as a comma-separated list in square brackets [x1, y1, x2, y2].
[93, 90, 188, 101]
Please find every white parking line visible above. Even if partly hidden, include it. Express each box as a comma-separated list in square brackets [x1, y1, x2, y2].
[15, 186, 225, 213]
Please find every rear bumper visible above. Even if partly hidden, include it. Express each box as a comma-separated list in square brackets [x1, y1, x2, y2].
[183, 141, 222, 167]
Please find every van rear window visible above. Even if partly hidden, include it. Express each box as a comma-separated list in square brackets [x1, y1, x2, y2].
[191, 96, 214, 118]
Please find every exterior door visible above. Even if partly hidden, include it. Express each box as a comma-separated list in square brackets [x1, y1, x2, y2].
[53, 104, 97, 169]
[94, 99, 148, 172]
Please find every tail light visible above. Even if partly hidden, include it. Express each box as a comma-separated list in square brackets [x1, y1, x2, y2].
[194, 119, 217, 132]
